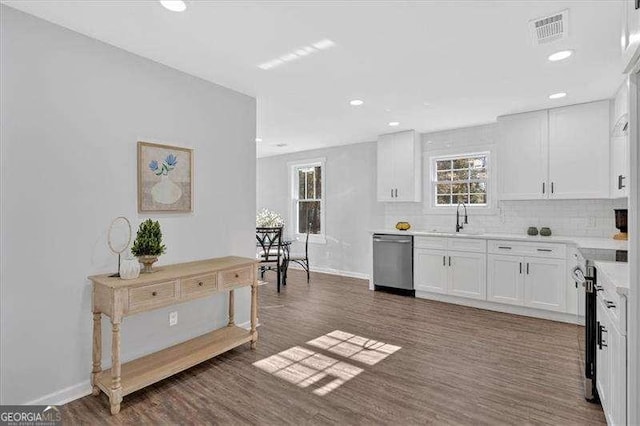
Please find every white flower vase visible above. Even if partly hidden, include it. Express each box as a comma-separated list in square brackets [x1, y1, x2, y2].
[120, 257, 141, 280]
[151, 174, 182, 205]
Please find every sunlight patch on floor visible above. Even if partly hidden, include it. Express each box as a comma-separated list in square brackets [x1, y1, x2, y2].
[253, 330, 401, 396]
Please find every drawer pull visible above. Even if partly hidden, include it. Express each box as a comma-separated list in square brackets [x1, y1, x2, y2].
[198, 282, 203, 287]
[152, 291, 157, 296]
[595, 285, 604, 292]
[537, 248, 552, 252]
[235, 273, 239, 278]
[498, 246, 512, 250]
[605, 300, 616, 309]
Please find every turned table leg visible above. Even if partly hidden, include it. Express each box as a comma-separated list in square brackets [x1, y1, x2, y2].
[92, 312, 102, 396]
[110, 321, 123, 415]
[228, 289, 235, 326]
[250, 282, 258, 349]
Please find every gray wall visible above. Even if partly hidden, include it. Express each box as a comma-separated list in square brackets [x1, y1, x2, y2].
[0, 6, 256, 404]
[257, 142, 384, 277]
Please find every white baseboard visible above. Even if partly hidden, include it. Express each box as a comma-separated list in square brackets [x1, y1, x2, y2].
[25, 381, 92, 406]
[415, 291, 583, 324]
[287, 264, 370, 280]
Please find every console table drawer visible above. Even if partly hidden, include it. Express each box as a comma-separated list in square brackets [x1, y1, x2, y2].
[181, 273, 218, 297]
[129, 281, 178, 311]
[219, 267, 253, 290]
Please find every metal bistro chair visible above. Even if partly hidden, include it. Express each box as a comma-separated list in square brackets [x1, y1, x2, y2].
[256, 226, 285, 292]
[288, 226, 310, 283]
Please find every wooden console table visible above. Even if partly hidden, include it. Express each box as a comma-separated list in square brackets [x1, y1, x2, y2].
[88, 256, 258, 415]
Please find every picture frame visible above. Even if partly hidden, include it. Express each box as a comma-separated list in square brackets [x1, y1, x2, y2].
[137, 141, 193, 213]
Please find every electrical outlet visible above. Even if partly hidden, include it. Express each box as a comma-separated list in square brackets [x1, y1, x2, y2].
[169, 311, 178, 326]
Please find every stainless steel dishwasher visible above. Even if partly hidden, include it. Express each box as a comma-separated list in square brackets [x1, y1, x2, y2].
[372, 234, 414, 296]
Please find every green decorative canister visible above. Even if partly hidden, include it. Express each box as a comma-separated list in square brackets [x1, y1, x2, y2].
[539, 227, 552, 237]
[527, 227, 539, 236]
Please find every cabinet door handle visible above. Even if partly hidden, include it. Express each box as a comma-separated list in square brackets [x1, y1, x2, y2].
[498, 246, 512, 250]
[594, 284, 604, 292]
[394, 188, 398, 198]
[605, 300, 616, 309]
[390, 189, 393, 198]
[519, 262, 522, 274]
[448, 256, 451, 267]
[542, 182, 545, 194]
[443, 256, 446, 266]
[537, 248, 552, 252]
[618, 175, 626, 190]
[598, 322, 608, 349]
[526, 263, 530, 274]
[551, 182, 554, 194]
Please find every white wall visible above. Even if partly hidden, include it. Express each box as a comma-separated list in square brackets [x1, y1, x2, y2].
[257, 142, 384, 277]
[258, 123, 625, 278]
[0, 6, 256, 405]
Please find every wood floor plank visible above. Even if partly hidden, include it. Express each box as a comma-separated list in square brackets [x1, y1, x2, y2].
[61, 270, 605, 425]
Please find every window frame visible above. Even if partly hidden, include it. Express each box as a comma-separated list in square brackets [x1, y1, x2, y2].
[288, 158, 326, 244]
[425, 150, 496, 214]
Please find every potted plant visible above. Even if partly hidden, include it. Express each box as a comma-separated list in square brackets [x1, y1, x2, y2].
[131, 219, 166, 273]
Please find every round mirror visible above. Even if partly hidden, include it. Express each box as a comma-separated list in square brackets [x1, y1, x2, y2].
[108, 216, 132, 255]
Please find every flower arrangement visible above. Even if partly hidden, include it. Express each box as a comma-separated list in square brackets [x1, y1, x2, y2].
[256, 208, 284, 227]
[149, 154, 178, 176]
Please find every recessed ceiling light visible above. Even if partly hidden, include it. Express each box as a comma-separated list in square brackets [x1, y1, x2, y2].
[549, 92, 567, 99]
[255, 138, 262, 143]
[160, 0, 186, 12]
[388, 121, 400, 127]
[548, 50, 573, 62]
[350, 99, 364, 106]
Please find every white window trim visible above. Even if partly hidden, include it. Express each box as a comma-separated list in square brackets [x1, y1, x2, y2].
[423, 146, 498, 215]
[288, 157, 326, 244]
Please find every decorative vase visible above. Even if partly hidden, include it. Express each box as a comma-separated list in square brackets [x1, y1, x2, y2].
[138, 255, 159, 273]
[395, 221, 411, 231]
[539, 227, 552, 237]
[119, 257, 141, 280]
[527, 227, 539, 236]
[151, 174, 182, 205]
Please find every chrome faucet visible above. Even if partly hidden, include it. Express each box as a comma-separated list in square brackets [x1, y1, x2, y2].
[456, 202, 468, 232]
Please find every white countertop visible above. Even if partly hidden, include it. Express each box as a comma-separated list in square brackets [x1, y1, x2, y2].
[369, 229, 628, 251]
[594, 260, 630, 297]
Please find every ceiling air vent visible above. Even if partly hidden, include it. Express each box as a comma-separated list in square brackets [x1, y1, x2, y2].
[529, 9, 569, 45]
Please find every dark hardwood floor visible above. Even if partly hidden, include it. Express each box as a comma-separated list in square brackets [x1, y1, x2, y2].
[62, 270, 606, 425]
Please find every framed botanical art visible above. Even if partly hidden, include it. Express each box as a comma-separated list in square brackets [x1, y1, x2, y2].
[138, 141, 193, 213]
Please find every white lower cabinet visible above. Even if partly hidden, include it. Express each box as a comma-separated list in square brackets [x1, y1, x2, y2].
[487, 254, 524, 306]
[523, 258, 566, 312]
[414, 249, 448, 294]
[414, 248, 486, 300]
[596, 292, 627, 426]
[447, 251, 486, 300]
[487, 254, 566, 312]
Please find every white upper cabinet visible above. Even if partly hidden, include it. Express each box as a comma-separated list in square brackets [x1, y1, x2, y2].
[548, 101, 610, 199]
[498, 101, 610, 200]
[611, 80, 630, 198]
[498, 111, 549, 200]
[622, 0, 640, 72]
[376, 130, 422, 202]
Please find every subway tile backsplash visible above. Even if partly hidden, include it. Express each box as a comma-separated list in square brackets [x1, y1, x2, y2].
[384, 198, 628, 238]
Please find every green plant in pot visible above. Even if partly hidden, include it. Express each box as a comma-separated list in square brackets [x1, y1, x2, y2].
[131, 219, 166, 273]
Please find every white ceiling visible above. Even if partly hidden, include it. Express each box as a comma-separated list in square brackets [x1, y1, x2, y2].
[3, 1, 625, 157]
